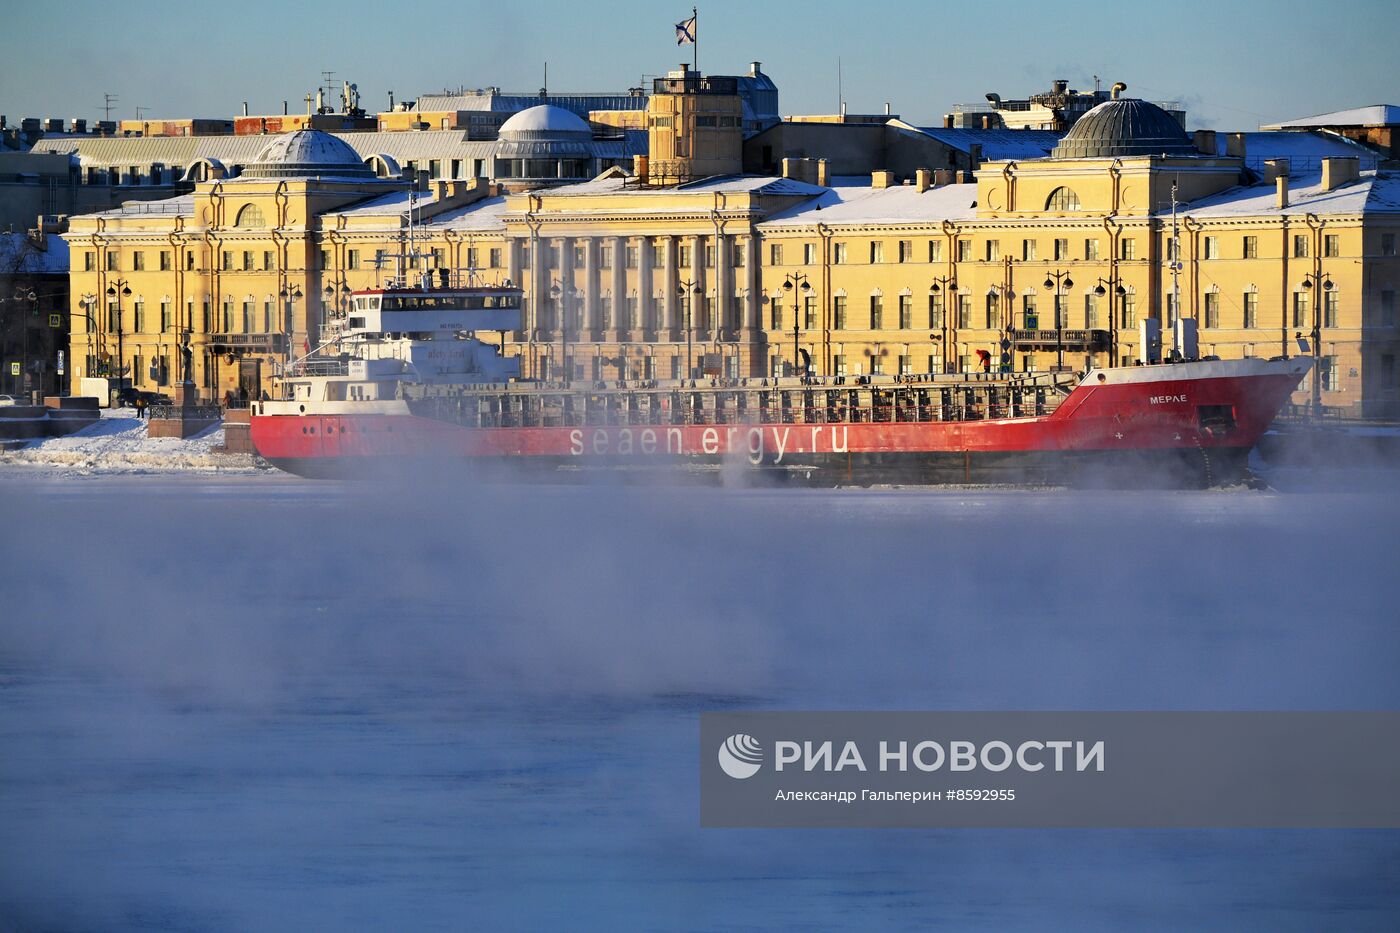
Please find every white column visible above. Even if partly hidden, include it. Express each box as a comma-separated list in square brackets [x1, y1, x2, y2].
[638, 236, 654, 334]
[690, 234, 706, 338]
[610, 236, 626, 339]
[715, 232, 731, 338]
[661, 235, 677, 336]
[583, 237, 598, 334]
[744, 234, 761, 332]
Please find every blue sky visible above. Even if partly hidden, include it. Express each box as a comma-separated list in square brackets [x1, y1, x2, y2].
[2, 0, 1396, 130]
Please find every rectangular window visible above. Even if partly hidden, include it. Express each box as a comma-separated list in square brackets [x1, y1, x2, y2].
[957, 294, 972, 328]
[898, 294, 912, 329]
[133, 299, 145, 333]
[833, 355, 847, 378]
[1292, 292, 1310, 328]
[804, 296, 817, 330]
[1293, 235, 1309, 258]
[107, 250, 119, 271]
[869, 295, 883, 329]
[1382, 233, 1396, 257]
[221, 299, 233, 332]
[346, 249, 359, 270]
[1085, 294, 1100, 329]
[770, 299, 783, 330]
[187, 250, 197, 271]
[1054, 294, 1068, 329]
[704, 244, 716, 267]
[160, 299, 171, 332]
[674, 245, 686, 268]
[1023, 294, 1038, 329]
[263, 300, 273, 333]
[869, 241, 883, 263]
[899, 354, 912, 376]
[1244, 292, 1259, 329]
[241, 300, 254, 332]
[600, 245, 613, 269]
[1324, 234, 1340, 258]
[84, 251, 95, 272]
[222, 251, 233, 271]
[1324, 289, 1339, 328]
[572, 245, 586, 268]
[1243, 235, 1258, 259]
[957, 239, 972, 262]
[1084, 238, 1099, 261]
[1204, 291, 1220, 329]
[1120, 238, 1136, 261]
[263, 250, 274, 271]
[985, 240, 1000, 262]
[239, 250, 251, 271]
[929, 294, 944, 329]
[928, 240, 942, 263]
[626, 245, 639, 269]
[898, 240, 913, 263]
[1381, 289, 1396, 327]
[803, 243, 817, 265]
[132, 251, 145, 271]
[1053, 238, 1070, 261]
[833, 295, 847, 329]
[833, 243, 848, 264]
[1023, 239, 1037, 261]
[489, 247, 502, 268]
[1203, 237, 1218, 260]
[1119, 293, 1135, 329]
[985, 292, 999, 329]
[770, 243, 784, 265]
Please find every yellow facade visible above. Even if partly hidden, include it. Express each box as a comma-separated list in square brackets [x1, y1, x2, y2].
[64, 126, 1400, 417]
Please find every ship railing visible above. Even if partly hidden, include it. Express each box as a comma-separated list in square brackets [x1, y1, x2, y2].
[465, 396, 1061, 430]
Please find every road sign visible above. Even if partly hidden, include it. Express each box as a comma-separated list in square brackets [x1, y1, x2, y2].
[9, 362, 19, 376]
[49, 314, 61, 328]
[57, 350, 65, 375]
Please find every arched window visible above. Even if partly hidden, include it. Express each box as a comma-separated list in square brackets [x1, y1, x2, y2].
[1046, 187, 1082, 211]
[234, 203, 265, 227]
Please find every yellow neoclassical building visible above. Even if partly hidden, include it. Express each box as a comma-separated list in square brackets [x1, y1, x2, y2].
[64, 88, 1400, 417]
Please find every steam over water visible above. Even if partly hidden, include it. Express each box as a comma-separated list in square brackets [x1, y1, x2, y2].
[2, 474, 1399, 930]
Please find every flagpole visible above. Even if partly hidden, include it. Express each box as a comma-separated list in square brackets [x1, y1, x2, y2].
[692, 6, 698, 72]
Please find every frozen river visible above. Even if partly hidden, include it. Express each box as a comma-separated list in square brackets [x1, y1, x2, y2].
[2, 474, 1398, 930]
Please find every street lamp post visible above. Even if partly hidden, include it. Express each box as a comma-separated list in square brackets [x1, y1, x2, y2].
[781, 272, 813, 378]
[550, 279, 571, 383]
[929, 275, 956, 373]
[1300, 270, 1334, 422]
[677, 278, 702, 380]
[278, 284, 303, 369]
[1094, 275, 1127, 367]
[105, 279, 132, 406]
[1043, 270, 1074, 372]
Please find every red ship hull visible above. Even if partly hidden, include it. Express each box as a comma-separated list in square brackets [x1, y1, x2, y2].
[250, 358, 1309, 487]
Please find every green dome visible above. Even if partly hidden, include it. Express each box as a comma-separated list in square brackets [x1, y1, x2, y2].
[1051, 98, 1195, 159]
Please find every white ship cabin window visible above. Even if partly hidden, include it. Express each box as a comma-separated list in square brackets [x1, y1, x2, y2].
[382, 294, 517, 311]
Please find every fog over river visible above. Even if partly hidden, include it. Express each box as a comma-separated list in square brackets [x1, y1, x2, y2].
[2, 474, 1397, 930]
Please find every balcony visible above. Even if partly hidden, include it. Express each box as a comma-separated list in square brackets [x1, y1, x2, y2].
[1009, 328, 1109, 351]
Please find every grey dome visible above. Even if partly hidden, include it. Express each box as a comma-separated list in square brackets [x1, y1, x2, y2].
[496, 105, 593, 159]
[242, 129, 376, 179]
[1050, 98, 1195, 159]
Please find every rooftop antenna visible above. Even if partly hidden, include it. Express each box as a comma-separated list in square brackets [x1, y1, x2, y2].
[320, 70, 336, 112]
[100, 93, 118, 122]
[134, 106, 149, 121]
[837, 57, 843, 116]
[1093, 75, 1101, 93]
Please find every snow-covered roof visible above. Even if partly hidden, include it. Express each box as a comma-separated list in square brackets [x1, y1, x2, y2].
[83, 194, 196, 219]
[904, 125, 1064, 161]
[1263, 105, 1400, 130]
[540, 174, 828, 199]
[429, 196, 509, 232]
[1179, 170, 1400, 219]
[0, 232, 69, 274]
[759, 182, 979, 228]
[1211, 130, 1381, 174]
[499, 105, 592, 137]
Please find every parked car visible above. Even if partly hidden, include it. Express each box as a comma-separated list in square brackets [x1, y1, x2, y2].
[0, 394, 19, 407]
[114, 387, 172, 407]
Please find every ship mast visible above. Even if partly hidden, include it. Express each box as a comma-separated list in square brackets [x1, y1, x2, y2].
[1169, 179, 1181, 360]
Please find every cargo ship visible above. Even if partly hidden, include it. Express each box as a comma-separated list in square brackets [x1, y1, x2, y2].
[249, 280, 1310, 487]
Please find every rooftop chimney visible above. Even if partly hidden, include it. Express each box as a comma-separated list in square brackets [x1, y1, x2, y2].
[872, 169, 894, 189]
[750, 61, 762, 75]
[1321, 156, 1360, 192]
[816, 158, 829, 187]
[1263, 158, 1290, 184]
[1193, 129, 1217, 155]
[242, 101, 249, 116]
[1225, 132, 1247, 159]
[1276, 175, 1289, 210]
[915, 168, 932, 192]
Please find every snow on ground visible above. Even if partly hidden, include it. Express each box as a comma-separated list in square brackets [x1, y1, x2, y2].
[0, 407, 264, 476]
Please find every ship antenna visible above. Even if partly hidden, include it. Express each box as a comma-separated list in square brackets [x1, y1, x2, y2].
[1170, 177, 1181, 359]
